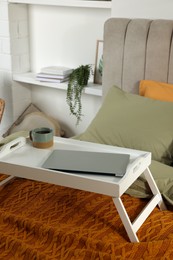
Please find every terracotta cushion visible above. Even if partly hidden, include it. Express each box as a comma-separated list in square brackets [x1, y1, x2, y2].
[139, 80, 173, 102]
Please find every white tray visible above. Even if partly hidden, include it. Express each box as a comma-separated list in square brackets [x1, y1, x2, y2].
[0, 136, 166, 242]
[0, 136, 150, 197]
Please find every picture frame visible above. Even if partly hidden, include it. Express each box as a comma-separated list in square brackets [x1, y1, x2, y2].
[94, 40, 103, 84]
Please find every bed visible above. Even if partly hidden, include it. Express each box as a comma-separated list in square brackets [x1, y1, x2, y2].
[0, 18, 173, 259]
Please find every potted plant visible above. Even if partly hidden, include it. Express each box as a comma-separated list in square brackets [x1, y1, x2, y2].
[66, 64, 92, 125]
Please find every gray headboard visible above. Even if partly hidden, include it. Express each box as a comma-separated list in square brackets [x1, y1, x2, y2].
[102, 18, 173, 97]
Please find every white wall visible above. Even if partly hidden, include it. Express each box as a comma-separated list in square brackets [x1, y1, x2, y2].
[28, 5, 110, 136]
[29, 5, 110, 71]
[112, 0, 173, 19]
[31, 85, 102, 137]
[0, 2, 31, 137]
[0, 0, 13, 136]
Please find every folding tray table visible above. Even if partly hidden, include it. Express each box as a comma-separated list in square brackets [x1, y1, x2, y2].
[0, 136, 166, 242]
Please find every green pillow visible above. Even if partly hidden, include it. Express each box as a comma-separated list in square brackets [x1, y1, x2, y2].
[77, 85, 173, 164]
[127, 159, 173, 206]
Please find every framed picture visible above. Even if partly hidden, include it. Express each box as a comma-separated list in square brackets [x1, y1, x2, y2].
[94, 40, 103, 84]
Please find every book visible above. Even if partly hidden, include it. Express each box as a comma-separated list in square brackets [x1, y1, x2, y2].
[36, 77, 69, 83]
[40, 66, 73, 76]
[36, 73, 69, 80]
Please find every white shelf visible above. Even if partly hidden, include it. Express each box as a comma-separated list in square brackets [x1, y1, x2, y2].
[13, 72, 102, 96]
[8, 0, 111, 9]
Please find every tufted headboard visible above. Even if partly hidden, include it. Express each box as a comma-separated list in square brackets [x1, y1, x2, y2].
[102, 18, 173, 97]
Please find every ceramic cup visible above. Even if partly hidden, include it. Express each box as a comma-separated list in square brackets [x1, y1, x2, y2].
[29, 127, 54, 149]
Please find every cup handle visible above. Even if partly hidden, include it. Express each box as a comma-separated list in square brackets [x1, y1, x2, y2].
[29, 130, 33, 141]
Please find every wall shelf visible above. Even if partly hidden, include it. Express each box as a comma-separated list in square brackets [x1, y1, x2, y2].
[13, 72, 102, 96]
[8, 0, 111, 9]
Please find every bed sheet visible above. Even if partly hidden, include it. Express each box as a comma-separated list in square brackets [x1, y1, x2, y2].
[0, 174, 172, 259]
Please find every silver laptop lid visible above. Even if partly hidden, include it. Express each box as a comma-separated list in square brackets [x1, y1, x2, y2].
[42, 149, 130, 177]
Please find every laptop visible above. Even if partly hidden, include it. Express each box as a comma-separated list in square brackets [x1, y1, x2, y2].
[42, 149, 130, 177]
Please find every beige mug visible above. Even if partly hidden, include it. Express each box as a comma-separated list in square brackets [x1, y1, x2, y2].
[29, 127, 54, 149]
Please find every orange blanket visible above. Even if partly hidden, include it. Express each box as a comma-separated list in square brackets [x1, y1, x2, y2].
[0, 174, 173, 259]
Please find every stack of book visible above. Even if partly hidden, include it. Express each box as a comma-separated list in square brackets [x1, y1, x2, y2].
[36, 66, 73, 83]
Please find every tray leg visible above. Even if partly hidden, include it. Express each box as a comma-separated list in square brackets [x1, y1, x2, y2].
[113, 194, 165, 243]
[0, 176, 15, 188]
[113, 167, 167, 243]
[113, 197, 139, 242]
[143, 167, 167, 211]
